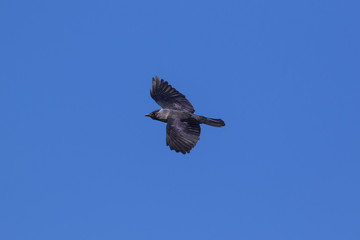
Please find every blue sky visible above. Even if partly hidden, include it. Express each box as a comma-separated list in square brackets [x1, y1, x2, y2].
[1, 0, 359, 239]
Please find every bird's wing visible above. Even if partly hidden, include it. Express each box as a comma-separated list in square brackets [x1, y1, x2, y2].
[166, 117, 201, 154]
[150, 76, 195, 113]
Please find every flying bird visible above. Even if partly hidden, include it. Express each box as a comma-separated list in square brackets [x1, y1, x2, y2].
[146, 76, 225, 154]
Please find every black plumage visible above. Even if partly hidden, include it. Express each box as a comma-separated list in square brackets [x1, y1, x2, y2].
[146, 76, 225, 154]
[150, 78, 195, 113]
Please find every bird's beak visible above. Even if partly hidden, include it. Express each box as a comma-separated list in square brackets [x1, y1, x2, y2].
[145, 113, 151, 117]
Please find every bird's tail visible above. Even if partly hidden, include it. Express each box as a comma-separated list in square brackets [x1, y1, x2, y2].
[198, 116, 225, 127]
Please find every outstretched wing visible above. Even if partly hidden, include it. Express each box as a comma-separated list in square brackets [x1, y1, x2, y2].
[166, 117, 201, 154]
[150, 76, 195, 113]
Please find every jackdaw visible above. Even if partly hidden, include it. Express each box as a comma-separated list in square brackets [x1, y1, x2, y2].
[146, 76, 225, 154]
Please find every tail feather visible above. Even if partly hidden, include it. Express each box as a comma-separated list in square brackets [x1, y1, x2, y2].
[199, 116, 225, 127]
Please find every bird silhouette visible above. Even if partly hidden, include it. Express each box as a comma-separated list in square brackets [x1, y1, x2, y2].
[146, 76, 225, 154]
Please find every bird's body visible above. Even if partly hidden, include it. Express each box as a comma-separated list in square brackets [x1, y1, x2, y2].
[146, 76, 225, 154]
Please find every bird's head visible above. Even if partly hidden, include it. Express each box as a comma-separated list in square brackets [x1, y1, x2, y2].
[145, 110, 160, 120]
